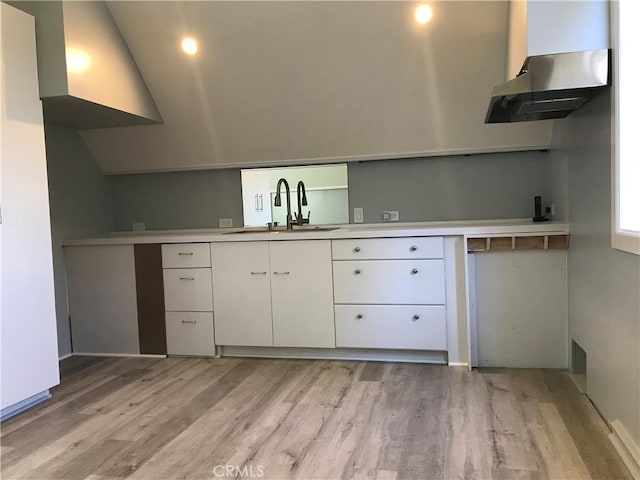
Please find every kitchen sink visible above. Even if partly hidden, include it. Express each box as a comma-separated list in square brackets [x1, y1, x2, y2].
[223, 227, 340, 235]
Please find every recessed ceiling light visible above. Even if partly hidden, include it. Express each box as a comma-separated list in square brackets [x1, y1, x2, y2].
[181, 37, 198, 56]
[66, 47, 92, 73]
[415, 4, 433, 25]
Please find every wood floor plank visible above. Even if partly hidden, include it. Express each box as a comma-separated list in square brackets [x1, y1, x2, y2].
[483, 371, 547, 477]
[1, 357, 632, 480]
[102, 359, 302, 479]
[397, 365, 449, 480]
[443, 366, 494, 480]
[51, 439, 133, 480]
[522, 401, 591, 480]
[126, 359, 300, 480]
[543, 373, 633, 480]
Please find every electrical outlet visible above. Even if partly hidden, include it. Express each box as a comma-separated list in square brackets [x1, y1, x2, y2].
[353, 207, 364, 223]
[382, 211, 400, 222]
[218, 218, 233, 228]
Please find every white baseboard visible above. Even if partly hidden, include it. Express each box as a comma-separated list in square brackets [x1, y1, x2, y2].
[1, 391, 50, 422]
[58, 353, 73, 361]
[448, 362, 469, 367]
[609, 419, 640, 480]
[71, 352, 167, 359]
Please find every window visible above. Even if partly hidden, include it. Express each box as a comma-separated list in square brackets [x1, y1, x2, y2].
[612, 0, 640, 254]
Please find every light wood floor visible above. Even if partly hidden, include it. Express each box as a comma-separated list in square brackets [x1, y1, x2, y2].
[1, 356, 631, 480]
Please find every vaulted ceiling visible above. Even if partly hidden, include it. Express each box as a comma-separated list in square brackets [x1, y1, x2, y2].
[77, 1, 552, 174]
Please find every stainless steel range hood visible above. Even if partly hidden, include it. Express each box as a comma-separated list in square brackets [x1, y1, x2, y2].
[485, 49, 610, 123]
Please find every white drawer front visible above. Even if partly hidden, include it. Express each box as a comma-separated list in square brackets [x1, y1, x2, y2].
[335, 305, 447, 350]
[333, 260, 445, 305]
[162, 243, 211, 268]
[166, 312, 215, 356]
[163, 268, 213, 311]
[332, 237, 443, 260]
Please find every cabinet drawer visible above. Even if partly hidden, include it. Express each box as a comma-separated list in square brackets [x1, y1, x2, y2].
[332, 237, 443, 260]
[333, 260, 445, 305]
[335, 305, 447, 350]
[165, 312, 215, 356]
[162, 243, 211, 268]
[163, 268, 213, 311]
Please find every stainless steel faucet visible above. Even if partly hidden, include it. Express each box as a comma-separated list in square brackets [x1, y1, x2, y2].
[294, 181, 310, 226]
[274, 178, 294, 230]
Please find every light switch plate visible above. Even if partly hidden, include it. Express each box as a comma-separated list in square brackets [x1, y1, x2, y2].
[353, 207, 364, 223]
[219, 218, 233, 228]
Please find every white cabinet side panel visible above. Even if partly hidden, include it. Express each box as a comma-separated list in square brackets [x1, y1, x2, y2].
[444, 236, 468, 365]
[1, 4, 60, 410]
[65, 245, 140, 354]
[474, 250, 568, 368]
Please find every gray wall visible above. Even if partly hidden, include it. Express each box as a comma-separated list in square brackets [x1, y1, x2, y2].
[110, 150, 551, 230]
[111, 169, 242, 231]
[348, 151, 551, 223]
[45, 125, 114, 357]
[550, 90, 640, 446]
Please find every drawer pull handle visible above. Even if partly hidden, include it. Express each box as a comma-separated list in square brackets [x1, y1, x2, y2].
[273, 271, 290, 275]
[182, 320, 197, 324]
[410, 268, 419, 275]
[178, 252, 194, 256]
[251, 271, 267, 275]
[179, 276, 195, 280]
[412, 315, 420, 321]
[356, 313, 363, 320]
[353, 247, 361, 253]
[410, 245, 418, 252]
[354, 269, 361, 275]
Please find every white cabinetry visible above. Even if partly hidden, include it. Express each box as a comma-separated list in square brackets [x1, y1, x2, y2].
[210, 242, 273, 346]
[211, 240, 335, 348]
[332, 237, 447, 351]
[334, 305, 447, 350]
[161, 243, 215, 356]
[1, 4, 60, 415]
[270, 241, 335, 348]
[241, 170, 272, 227]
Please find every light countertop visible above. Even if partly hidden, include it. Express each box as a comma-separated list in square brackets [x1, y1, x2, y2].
[62, 218, 570, 246]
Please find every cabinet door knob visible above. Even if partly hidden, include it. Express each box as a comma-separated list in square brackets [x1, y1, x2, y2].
[179, 276, 195, 280]
[354, 269, 361, 275]
[353, 246, 361, 253]
[412, 314, 420, 321]
[356, 313, 363, 320]
[410, 268, 419, 275]
[409, 245, 418, 252]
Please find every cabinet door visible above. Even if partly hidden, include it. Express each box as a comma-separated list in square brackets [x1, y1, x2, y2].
[65, 245, 140, 354]
[241, 170, 272, 227]
[270, 240, 335, 348]
[211, 242, 273, 346]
